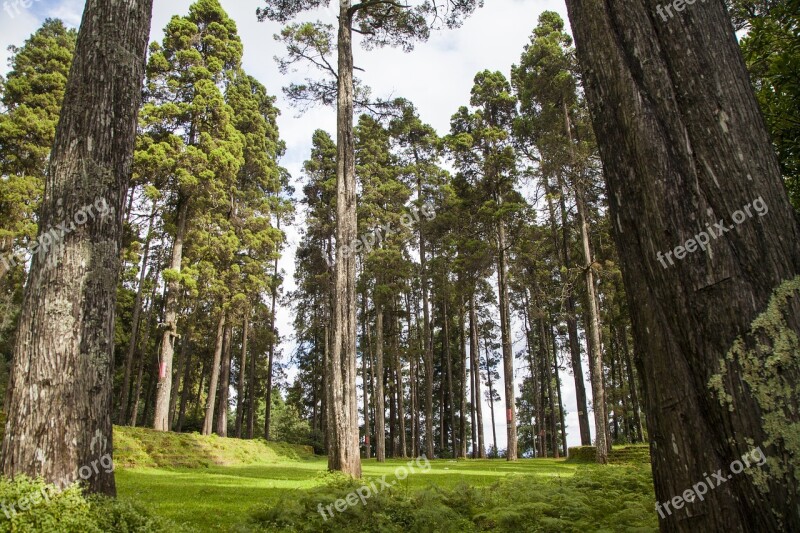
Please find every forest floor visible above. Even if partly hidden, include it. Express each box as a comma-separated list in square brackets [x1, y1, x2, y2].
[113, 427, 658, 532]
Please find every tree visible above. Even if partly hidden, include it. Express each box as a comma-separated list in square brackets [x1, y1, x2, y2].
[564, 0, 800, 529]
[1, 0, 153, 495]
[0, 19, 76, 364]
[449, 70, 523, 460]
[259, 0, 481, 477]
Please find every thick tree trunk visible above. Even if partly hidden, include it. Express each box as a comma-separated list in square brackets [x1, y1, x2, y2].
[374, 301, 386, 462]
[327, 0, 361, 477]
[118, 203, 156, 424]
[202, 310, 226, 436]
[0, 0, 152, 495]
[235, 311, 249, 438]
[565, 0, 800, 529]
[469, 295, 485, 458]
[153, 197, 188, 430]
[216, 322, 233, 437]
[496, 223, 517, 460]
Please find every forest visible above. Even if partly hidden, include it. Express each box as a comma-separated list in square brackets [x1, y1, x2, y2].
[0, 0, 798, 531]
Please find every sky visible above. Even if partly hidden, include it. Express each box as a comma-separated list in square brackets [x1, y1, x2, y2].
[0, 0, 597, 451]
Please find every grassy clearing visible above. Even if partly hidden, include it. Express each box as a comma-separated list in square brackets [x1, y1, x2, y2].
[113, 428, 657, 531]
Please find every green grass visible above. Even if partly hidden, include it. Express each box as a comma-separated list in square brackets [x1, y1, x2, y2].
[113, 427, 657, 532]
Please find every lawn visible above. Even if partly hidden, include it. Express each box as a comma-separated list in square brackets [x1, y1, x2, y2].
[110, 427, 657, 532]
[115, 457, 580, 531]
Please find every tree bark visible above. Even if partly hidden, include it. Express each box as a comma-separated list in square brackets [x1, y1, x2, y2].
[417, 175, 435, 460]
[374, 300, 386, 462]
[215, 321, 233, 437]
[327, 0, 361, 477]
[394, 309, 407, 457]
[153, 197, 188, 430]
[469, 295, 485, 458]
[459, 300, 468, 459]
[235, 310, 250, 438]
[0, 0, 153, 495]
[168, 326, 189, 429]
[496, 223, 517, 460]
[565, 0, 800, 529]
[202, 310, 226, 436]
[264, 223, 280, 441]
[484, 337, 498, 456]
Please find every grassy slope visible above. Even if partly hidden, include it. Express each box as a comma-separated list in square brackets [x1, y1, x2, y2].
[114, 427, 655, 532]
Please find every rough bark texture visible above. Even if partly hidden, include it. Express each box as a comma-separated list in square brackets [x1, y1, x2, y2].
[153, 198, 188, 430]
[564, 0, 800, 530]
[327, 0, 361, 477]
[264, 227, 279, 441]
[0, 0, 153, 495]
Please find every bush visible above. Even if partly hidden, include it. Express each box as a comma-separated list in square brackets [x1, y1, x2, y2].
[566, 446, 597, 463]
[0, 476, 180, 532]
[247, 464, 658, 532]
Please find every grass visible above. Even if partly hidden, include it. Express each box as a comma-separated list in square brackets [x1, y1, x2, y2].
[113, 427, 657, 532]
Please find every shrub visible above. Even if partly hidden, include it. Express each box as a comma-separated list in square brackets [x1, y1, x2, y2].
[566, 446, 597, 463]
[247, 464, 658, 532]
[0, 476, 180, 532]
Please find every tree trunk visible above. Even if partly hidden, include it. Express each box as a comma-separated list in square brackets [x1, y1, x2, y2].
[556, 177, 592, 446]
[0, 0, 153, 495]
[575, 180, 608, 463]
[327, 0, 361, 477]
[216, 321, 233, 437]
[565, 1, 800, 529]
[362, 302, 371, 459]
[459, 300, 468, 459]
[153, 197, 188, 430]
[443, 295, 456, 457]
[176, 340, 193, 433]
[496, 223, 517, 460]
[374, 300, 386, 462]
[235, 310, 250, 438]
[202, 310, 226, 436]
[394, 309, 407, 457]
[168, 327, 189, 429]
[418, 178, 435, 460]
[469, 295, 485, 458]
[484, 338, 498, 455]
[118, 202, 156, 424]
[264, 228, 280, 441]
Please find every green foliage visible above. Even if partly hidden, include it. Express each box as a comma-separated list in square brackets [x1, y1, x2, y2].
[0, 477, 177, 532]
[738, 1, 800, 209]
[245, 464, 657, 532]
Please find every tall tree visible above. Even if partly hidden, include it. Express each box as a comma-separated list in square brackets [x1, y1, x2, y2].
[0, 0, 153, 495]
[565, 0, 800, 529]
[260, 0, 481, 476]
